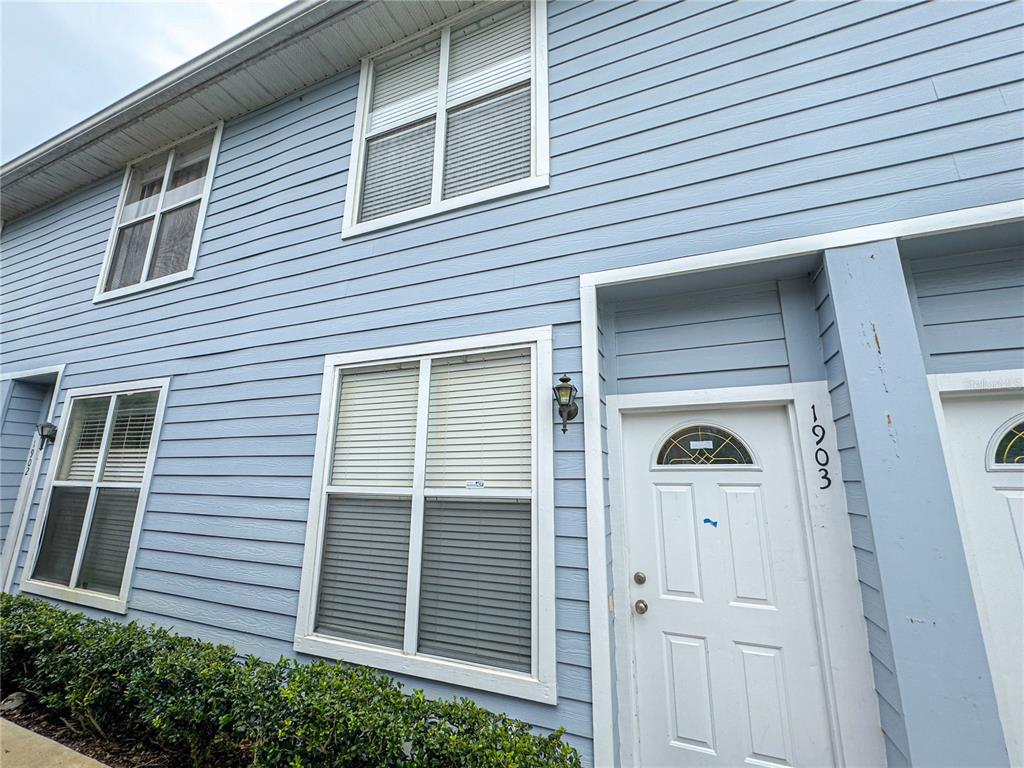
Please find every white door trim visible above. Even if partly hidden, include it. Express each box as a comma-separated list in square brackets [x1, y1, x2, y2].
[0, 364, 65, 592]
[606, 381, 883, 768]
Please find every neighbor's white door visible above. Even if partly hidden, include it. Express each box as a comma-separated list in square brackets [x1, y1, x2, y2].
[942, 393, 1023, 767]
[622, 405, 834, 767]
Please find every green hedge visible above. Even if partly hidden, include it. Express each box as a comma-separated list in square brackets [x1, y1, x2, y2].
[0, 594, 581, 768]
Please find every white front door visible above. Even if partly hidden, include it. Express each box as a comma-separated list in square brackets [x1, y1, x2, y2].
[941, 392, 1023, 767]
[621, 405, 835, 767]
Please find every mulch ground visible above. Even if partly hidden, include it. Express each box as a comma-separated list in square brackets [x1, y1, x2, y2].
[3, 700, 175, 768]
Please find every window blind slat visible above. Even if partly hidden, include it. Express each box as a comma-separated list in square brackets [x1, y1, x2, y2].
[443, 87, 532, 200]
[332, 365, 419, 486]
[76, 488, 139, 595]
[427, 349, 532, 488]
[316, 495, 411, 649]
[102, 391, 158, 483]
[418, 497, 532, 672]
[359, 120, 436, 222]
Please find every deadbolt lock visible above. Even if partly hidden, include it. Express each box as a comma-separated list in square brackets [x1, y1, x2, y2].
[633, 571, 647, 585]
[634, 599, 649, 615]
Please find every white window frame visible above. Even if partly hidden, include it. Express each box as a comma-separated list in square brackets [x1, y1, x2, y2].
[341, 1, 549, 239]
[21, 377, 170, 613]
[94, 124, 223, 303]
[295, 327, 556, 703]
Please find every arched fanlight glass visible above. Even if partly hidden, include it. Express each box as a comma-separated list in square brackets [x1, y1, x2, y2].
[993, 420, 1024, 465]
[657, 424, 753, 466]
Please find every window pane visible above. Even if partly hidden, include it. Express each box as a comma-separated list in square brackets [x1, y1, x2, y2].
[162, 133, 213, 209]
[368, 38, 440, 134]
[418, 497, 531, 672]
[57, 397, 111, 481]
[101, 391, 159, 483]
[75, 488, 139, 595]
[358, 119, 435, 222]
[332, 364, 419, 487]
[316, 494, 411, 649]
[119, 154, 167, 223]
[993, 420, 1024, 464]
[426, 348, 532, 488]
[443, 86, 531, 200]
[148, 201, 199, 280]
[106, 218, 154, 291]
[32, 486, 91, 586]
[657, 425, 754, 466]
[447, 3, 531, 104]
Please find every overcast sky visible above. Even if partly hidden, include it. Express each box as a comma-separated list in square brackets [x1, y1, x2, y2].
[1, 0, 292, 163]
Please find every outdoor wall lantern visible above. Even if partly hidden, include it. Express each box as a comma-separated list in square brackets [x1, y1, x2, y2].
[552, 374, 579, 434]
[37, 422, 57, 449]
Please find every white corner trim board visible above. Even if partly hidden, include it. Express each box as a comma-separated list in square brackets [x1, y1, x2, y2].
[20, 377, 171, 614]
[294, 326, 557, 703]
[0, 365, 65, 592]
[578, 199, 1022, 768]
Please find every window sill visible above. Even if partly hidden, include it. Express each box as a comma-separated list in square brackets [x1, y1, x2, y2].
[21, 579, 127, 614]
[93, 268, 195, 303]
[341, 174, 549, 240]
[294, 632, 557, 704]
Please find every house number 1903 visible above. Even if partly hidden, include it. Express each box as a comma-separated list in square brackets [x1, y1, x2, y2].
[810, 404, 832, 490]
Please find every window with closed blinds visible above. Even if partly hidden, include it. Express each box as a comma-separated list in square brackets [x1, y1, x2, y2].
[350, 2, 541, 227]
[31, 385, 163, 601]
[314, 344, 536, 676]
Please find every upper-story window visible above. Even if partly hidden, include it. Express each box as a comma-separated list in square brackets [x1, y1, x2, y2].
[96, 125, 223, 301]
[342, 1, 549, 237]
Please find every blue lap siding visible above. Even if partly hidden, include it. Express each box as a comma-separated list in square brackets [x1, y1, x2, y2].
[2, 1, 1023, 764]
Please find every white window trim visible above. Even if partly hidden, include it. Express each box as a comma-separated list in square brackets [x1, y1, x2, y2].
[295, 327, 556, 703]
[94, 124, 223, 303]
[340, 1, 549, 239]
[21, 377, 170, 614]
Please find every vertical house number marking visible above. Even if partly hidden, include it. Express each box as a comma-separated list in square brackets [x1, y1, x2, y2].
[810, 404, 832, 490]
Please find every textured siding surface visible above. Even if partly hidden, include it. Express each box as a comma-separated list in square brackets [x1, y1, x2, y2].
[813, 266, 910, 767]
[907, 246, 1024, 373]
[605, 281, 790, 394]
[0, 381, 48, 546]
[2, 1, 1023, 763]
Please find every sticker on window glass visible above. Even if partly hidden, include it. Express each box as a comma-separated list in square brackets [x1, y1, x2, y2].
[465, 480, 485, 489]
[689, 440, 714, 449]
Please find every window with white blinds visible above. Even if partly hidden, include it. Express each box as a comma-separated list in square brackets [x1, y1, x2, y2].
[28, 383, 166, 609]
[344, 1, 548, 233]
[312, 344, 539, 676]
[98, 126, 222, 300]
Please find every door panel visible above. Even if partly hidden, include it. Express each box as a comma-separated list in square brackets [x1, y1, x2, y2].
[623, 405, 834, 767]
[942, 393, 1024, 767]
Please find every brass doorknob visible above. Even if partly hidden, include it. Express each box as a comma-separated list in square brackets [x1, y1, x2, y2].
[634, 599, 649, 615]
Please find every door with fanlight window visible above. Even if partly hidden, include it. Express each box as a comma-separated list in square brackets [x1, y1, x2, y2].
[940, 392, 1023, 767]
[620, 405, 836, 767]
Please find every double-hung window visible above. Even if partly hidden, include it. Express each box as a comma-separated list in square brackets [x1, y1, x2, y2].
[296, 328, 556, 702]
[96, 126, 222, 301]
[342, 1, 549, 235]
[24, 380, 168, 613]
